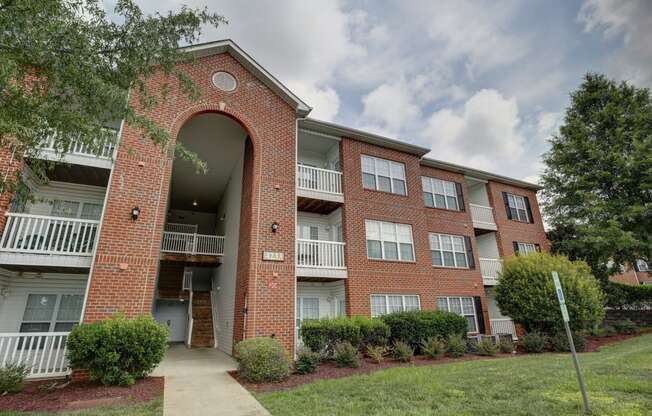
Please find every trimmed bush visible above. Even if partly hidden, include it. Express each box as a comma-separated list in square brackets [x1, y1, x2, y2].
[605, 281, 652, 310]
[392, 341, 414, 363]
[333, 342, 360, 368]
[351, 316, 390, 347]
[495, 252, 605, 333]
[550, 332, 587, 352]
[67, 315, 168, 386]
[446, 335, 467, 358]
[381, 311, 467, 352]
[366, 345, 388, 364]
[420, 337, 445, 359]
[234, 337, 290, 382]
[294, 347, 321, 375]
[521, 332, 546, 353]
[300, 318, 362, 355]
[476, 338, 498, 356]
[498, 338, 515, 353]
[0, 363, 30, 394]
[612, 319, 638, 335]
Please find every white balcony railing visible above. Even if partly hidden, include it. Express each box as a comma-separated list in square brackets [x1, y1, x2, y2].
[161, 231, 224, 256]
[297, 165, 343, 195]
[296, 239, 346, 269]
[470, 203, 496, 229]
[165, 222, 198, 234]
[480, 258, 502, 283]
[40, 136, 116, 160]
[0, 213, 99, 256]
[490, 319, 518, 340]
[0, 332, 71, 378]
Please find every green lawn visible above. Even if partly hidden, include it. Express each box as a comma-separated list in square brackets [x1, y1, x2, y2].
[258, 334, 652, 416]
[0, 398, 162, 416]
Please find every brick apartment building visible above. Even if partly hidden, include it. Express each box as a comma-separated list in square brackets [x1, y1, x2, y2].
[0, 40, 549, 378]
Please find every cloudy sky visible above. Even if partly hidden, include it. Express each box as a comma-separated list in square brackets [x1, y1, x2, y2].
[119, 0, 651, 183]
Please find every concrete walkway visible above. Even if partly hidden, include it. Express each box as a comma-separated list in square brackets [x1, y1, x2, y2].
[153, 344, 270, 416]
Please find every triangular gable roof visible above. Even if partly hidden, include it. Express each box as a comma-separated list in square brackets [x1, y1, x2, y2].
[182, 39, 312, 116]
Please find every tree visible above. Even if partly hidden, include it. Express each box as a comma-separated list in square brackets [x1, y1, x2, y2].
[541, 73, 652, 283]
[0, 0, 226, 198]
[495, 252, 605, 333]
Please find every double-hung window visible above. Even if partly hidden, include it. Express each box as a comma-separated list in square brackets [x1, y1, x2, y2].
[370, 294, 420, 317]
[515, 242, 538, 255]
[429, 233, 470, 268]
[20, 294, 83, 333]
[505, 193, 530, 222]
[361, 155, 406, 195]
[437, 296, 478, 332]
[365, 220, 414, 261]
[422, 177, 460, 210]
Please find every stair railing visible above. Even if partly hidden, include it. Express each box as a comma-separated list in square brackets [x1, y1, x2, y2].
[184, 269, 193, 347]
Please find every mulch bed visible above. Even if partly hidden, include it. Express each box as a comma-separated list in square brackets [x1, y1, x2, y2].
[0, 376, 164, 413]
[585, 327, 652, 352]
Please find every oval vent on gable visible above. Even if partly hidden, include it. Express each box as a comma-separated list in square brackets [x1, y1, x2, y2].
[212, 71, 237, 92]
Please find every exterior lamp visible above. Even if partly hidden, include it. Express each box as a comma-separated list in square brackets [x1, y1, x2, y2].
[131, 206, 141, 221]
[271, 222, 279, 232]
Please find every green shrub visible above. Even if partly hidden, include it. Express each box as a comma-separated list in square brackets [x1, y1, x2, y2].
[476, 338, 498, 356]
[521, 332, 546, 353]
[294, 347, 321, 375]
[300, 318, 362, 355]
[589, 325, 617, 337]
[351, 316, 390, 347]
[333, 341, 360, 368]
[495, 252, 605, 333]
[66, 315, 168, 386]
[550, 332, 587, 352]
[0, 363, 30, 394]
[381, 311, 467, 352]
[446, 335, 467, 358]
[392, 341, 414, 363]
[604, 281, 652, 310]
[366, 345, 388, 364]
[234, 337, 290, 382]
[612, 319, 638, 335]
[420, 337, 445, 359]
[498, 338, 515, 353]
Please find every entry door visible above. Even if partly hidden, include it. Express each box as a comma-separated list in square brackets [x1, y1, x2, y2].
[296, 297, 320, 342]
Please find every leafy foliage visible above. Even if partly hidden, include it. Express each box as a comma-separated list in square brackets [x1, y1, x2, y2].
[475, 338, 498, 356]
[332, 342, 360, 368]
[299, 318, 363, 356]
[604, 282, 652, 310]
[541, 73, 652, 283]
[350, 316, 390, 348]
[0, 0, 226, 197]
[293, 347, 321, 375]
[498, 338, 515, 353]
[445, 335, 467, 358]
[612, 319, 638, 335]
[549, 332, 587, 353]
[234, 337, 290, 382]
[495, 252, 605, 333]
[365, 345, 388, 364]
[0, 363, 30, 394]
[66, 314, 168, 386]
[420, 337, 445, 359]
[381, 310, 467, 353]
[391, 341, 414, 363]
[521, 332, 547, 353]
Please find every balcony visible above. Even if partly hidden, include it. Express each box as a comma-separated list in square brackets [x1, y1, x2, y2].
[470, 203, 497, 230]
[36, 135, 116, 170]
[296, 165, 343, 214]
[160, 227, 224, 264]
[0, 332, 71, 379]
[0, 213, 99, 269]
[490, 318, 518, 340]
[480, 258, 502, 285]
[296, 239, 347, 280]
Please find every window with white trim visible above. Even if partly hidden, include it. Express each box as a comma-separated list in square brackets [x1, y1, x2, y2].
[296, 297, 320, 339]
[20, 294, 83, 333]
[361, 155, 406, 195]
[370, 294, 420, 317]
[365, 220, 414, 261]
[516, 242, 538, 255]
[437, 296, 478, 332]
[429, 233, 468, 268]
[636, 260, 649, 272]
[506, 194, 529, 222]
[422, 177, 459, 210]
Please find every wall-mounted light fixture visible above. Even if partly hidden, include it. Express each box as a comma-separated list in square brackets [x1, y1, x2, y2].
[271, 222, 279, 232]
[192, 199, 198, 207]
[131, 206, 141, 221]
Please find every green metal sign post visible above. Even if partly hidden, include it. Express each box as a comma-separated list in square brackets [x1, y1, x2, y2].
[551, 271, 590, 415]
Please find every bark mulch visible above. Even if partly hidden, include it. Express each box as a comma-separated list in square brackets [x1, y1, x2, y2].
[0, 376, 164, 413]
[585, 328, 652, 352]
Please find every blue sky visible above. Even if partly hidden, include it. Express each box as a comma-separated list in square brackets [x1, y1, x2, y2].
[127, 0, 651, 182]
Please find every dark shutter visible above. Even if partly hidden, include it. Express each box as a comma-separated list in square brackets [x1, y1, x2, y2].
[455, 182, 465, 212]
[513, 241, 520, 255]
[474, 296, 486, 334]
[464, 236, 475, 269]
[524, 196, 535, 223]
[535, 243, 541, 252]
[502, 192, 512, 219]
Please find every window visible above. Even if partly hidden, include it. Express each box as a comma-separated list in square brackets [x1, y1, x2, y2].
[20, 294, 83, 333]
[296, 297, 320, 340]
[636, 260, 649, 272]
[429, 233, 470, 268]
[515, 242, 538, 255]
[337, 298, 346, 316]
[80, 203, 103, 220]
[505, 193, 530, 222]
[370, 294, 420, 317]
[365, 220, 414, 261]
[361, 155, 406, 195]
[422, 177, 460, 210]
[51, 200, 80, 218]
[437, 296, 478, 332]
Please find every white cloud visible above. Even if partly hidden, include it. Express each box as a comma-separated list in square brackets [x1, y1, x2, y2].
[536, 111, 563, 139]
[286, 82, 339, 121]
[361, 79, 423, 135]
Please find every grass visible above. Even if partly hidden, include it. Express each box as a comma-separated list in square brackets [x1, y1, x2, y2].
[258, 334, 652, 416]
[0, 398, 162, 416]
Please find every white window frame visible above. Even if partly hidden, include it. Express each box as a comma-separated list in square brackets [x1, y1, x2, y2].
[517, 242, 537, 255]
[429, 233, 469, 268]
[507, 193, 529, 222]
[20, 293, 83, 333]
[437, 296, 479, 333]
[365, 220, 415, 262]
[636, 259, 649, 272]
[421, 176, 459, 210]
[361, 155, 407, 195]
[51, 199, 103, 220]
[370, 294, 421, 317]
[296, 297, 320, 340]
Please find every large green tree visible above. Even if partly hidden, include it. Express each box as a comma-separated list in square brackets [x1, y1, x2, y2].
[541, 73, 652, 283]
[0, 0, 225, 198]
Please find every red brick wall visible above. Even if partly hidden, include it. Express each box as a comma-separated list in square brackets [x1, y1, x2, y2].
[83, 53, 298, 351]
[340, 139, 490, 333]
[610, 265, 650, 286]
[0, 146, 23, 233]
